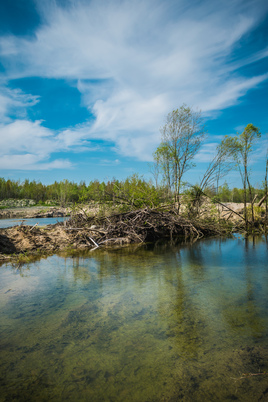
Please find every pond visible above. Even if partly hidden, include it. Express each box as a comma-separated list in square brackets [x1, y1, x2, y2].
[0, 217, 68, 229]
[0, 236, 268, 401]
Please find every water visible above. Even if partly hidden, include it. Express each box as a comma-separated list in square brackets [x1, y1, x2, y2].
[0, 236, 268, 401]
[0, 217, 68, 229]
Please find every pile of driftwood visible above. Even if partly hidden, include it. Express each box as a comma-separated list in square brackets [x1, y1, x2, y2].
[65, 207, 226, 248]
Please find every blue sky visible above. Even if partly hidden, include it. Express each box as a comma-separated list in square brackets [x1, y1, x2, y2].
[0, 0, 267, 188]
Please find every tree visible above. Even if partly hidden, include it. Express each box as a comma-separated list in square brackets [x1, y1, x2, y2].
[185, 136, 237, 218]
[199, 136, 235, 193]
[226, 124, 261, 228]
[154, 104, 206, 210]
[148, 161, 161, 189]
[111, 174, 160, 209]
[262, 147, 268, 224]
[153, 142, 172, 196]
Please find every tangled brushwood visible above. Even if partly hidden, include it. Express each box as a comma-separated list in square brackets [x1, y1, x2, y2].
[0, 207, 232, 260]
[66, 207, 229, 248]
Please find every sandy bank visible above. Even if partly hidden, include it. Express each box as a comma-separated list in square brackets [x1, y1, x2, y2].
[0, 206, 69, 219]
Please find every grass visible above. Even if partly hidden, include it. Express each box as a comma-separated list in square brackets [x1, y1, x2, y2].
[11, 250, 53, 267]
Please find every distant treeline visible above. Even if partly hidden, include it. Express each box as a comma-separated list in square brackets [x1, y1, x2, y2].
[0, 176, 266, 207]
[0, 176, 162, 207]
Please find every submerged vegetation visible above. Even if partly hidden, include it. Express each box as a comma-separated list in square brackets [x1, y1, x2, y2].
[1, 237, 268, 401]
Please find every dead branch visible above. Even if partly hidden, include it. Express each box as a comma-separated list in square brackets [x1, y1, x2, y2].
[29, 223, 39, 231]
[61, 206, 231, 249]
[258, 193, 268, 207]
[203, 193, 245, 221]
[87, 236, 99, 248]
[232, 372, 268, 380]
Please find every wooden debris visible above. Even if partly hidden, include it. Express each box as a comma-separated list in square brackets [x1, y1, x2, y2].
[29, 223, 39, 231]
[66, 207, 225, 247]
[258, 193, 268, 207]
[0, 207, 232, 258]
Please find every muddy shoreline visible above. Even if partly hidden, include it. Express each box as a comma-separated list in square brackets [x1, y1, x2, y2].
[0, 222, 130, 263]
[0, 224, 73, 257]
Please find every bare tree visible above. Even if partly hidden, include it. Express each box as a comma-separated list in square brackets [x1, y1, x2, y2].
[154, 104, 206, 210]
[148, 162, 161, 188]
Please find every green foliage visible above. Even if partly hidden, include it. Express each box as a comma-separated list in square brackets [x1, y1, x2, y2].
[184, 185, 203, 217]
[247, 205, 264, 221]
[112, 174, 161, 209]
[0, 174, 265, 209]
[217, 182, 231, 202]
[0, 175, 162, 210]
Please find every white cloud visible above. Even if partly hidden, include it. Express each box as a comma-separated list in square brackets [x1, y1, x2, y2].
[0, 154, 72, 170]
[195, 142, 220, 163]
[0, 88, 39, 122]
[100, 159, 121, 166]
[194, 132, 267, 168]
[0, 0, 267, 168]
[200, 74, 268, 113]
[0, 120, 72, 170]
[252, 136, 268, 162]
[0, 120, 53, 155]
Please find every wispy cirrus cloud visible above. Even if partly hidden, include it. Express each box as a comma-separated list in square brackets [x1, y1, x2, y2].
[0, 154, 72, 170]
[0, 0, 267, 170]
[0, 87, 39, 122]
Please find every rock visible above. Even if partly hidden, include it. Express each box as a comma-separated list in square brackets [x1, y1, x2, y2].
[0, 199, 36, 208]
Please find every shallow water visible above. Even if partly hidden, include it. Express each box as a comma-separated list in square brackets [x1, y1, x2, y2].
[0, 236, 268, 401]
[0, 216, 68, 229]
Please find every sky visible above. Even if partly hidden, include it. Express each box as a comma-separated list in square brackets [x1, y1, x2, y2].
[0, 0, 268, 188]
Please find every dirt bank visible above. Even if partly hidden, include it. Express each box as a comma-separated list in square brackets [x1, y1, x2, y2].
[0, 202, 248, 221]
[0, 224, 71, 255]
[0, 206, 69, 219]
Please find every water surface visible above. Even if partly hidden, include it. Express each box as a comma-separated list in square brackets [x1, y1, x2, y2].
[0, 236, 267, 401]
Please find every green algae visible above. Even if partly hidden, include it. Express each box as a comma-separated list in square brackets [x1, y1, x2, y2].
[0, 237, 268, 401]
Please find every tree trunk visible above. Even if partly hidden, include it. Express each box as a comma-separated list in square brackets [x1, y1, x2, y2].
[265, 157, 268, 224]
[244, 174, 248, 230]
[247, 175, 254, 224]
